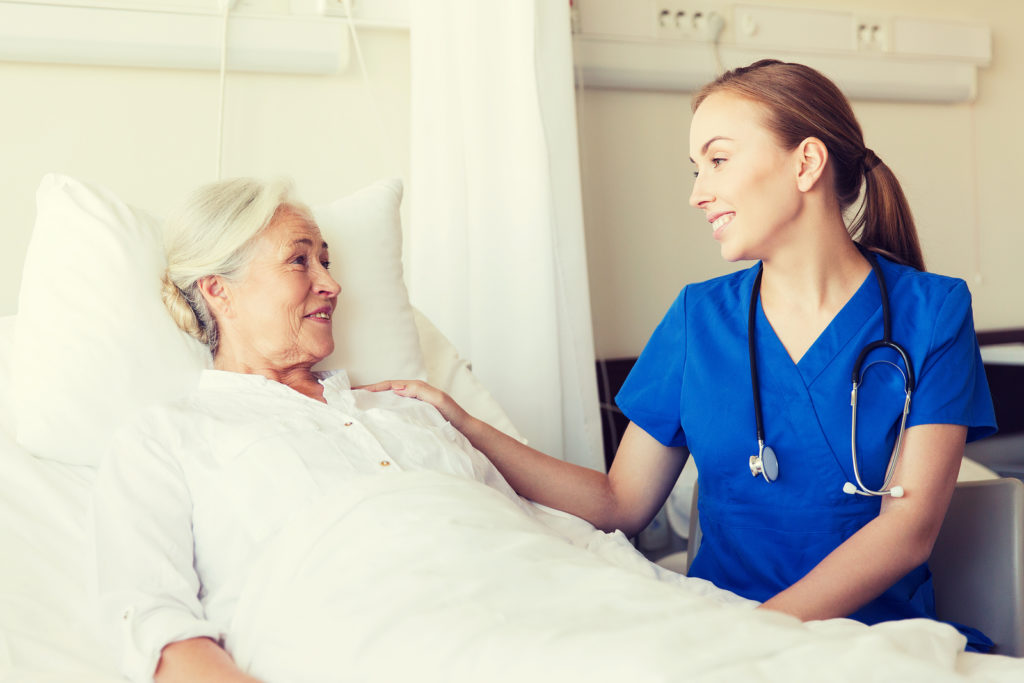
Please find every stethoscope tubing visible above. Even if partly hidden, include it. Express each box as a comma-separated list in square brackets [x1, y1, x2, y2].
[747, 267, 768, 457]
[850, 363, 912, 496]
[747, 243, 914, 496]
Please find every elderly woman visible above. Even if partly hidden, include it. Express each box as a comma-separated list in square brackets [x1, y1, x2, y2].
[90, 179, 521, 683]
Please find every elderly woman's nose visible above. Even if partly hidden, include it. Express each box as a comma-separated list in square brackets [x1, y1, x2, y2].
[317, 267, 342, 297]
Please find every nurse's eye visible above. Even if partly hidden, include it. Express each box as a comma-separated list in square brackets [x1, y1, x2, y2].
[693, 157, 727, 177]
[320, 259, 331, 269]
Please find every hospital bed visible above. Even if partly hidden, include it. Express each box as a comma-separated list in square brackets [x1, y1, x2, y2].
[3, 175, 1024, 682]
[0, 308, 520, 682]
[681, 477, 1024, 657]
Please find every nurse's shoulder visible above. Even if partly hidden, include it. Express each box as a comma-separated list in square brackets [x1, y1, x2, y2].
[878, 254, 974, 324]
[667, 263, 761, 322]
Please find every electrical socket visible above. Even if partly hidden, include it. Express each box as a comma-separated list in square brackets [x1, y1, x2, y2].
[655, 4, 725, 42]
[854, 16, 890, 52]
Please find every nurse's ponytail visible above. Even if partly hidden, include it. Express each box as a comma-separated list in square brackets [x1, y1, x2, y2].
[693, 60, 925, 271]
[857, 149, 924, 271]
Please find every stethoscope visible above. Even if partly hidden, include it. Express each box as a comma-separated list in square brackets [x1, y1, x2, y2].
[747, 244, 913, 498]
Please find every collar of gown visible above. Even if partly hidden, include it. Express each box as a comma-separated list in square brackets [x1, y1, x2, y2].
[198, 367, 351, 395]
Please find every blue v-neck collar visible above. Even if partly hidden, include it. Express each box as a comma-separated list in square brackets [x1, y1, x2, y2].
[753, 259, 897, 389]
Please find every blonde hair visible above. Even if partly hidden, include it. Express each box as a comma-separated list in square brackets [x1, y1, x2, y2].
[160, 177, 309, 355]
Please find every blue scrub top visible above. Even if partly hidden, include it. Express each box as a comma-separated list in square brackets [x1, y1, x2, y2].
[616, 255, 997, 648]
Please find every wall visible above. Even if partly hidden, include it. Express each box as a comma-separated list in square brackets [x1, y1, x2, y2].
[581, 0, 1024, 359]
[3, 0, 1023, 362]
[0, 25, 409, 316]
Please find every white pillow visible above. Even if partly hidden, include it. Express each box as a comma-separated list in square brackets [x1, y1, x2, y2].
[413, 308, 524, 443]
[13, 174, 424, 466]
[311, 180, 424, 383]
[0, 315, 16, 438]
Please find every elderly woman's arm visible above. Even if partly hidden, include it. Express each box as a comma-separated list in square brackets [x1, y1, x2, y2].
[92, 423, 232, 682]
[156, 638, 262, 683]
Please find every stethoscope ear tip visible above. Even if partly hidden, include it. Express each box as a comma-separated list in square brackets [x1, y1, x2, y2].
[843, 481, 905, 497]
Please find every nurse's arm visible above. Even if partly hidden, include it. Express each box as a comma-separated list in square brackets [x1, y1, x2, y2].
[464, 419, 687, 537]
[359, 380, 686, 536]
[758, 423, 965, 621]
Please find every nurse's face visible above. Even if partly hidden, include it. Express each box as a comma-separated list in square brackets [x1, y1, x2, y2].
[688, 92, 803, 262]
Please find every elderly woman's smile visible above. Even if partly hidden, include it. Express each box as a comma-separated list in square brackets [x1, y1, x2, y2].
[306, 307, 332, 322]
[199, 206, 342, 387]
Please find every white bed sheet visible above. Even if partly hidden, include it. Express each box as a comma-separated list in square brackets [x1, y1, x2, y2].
[0, 428, 123, 682]
[224, 471, 1024, 682]
[3, 316, 1024, 681]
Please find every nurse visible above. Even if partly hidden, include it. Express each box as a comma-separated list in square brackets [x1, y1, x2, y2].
[370, 59, 996, 648]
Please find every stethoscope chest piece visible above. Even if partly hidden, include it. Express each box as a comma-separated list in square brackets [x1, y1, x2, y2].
[749, 443, 779, 482]
[745, 244, 913, 498]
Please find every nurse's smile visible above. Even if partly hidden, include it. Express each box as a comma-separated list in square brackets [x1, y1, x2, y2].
[688, 92, 804, 262]
[709, 212, 734, 239]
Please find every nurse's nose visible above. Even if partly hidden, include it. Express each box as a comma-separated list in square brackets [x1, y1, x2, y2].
[689, 172, 713, 209]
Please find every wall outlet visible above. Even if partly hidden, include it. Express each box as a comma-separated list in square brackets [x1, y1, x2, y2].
[655, 4, 725, 42]
[854, 15, 890, 52]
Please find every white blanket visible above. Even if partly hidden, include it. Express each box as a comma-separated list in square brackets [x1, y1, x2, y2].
[225, 471, 1021, 682]
[0, 430, 123, 682]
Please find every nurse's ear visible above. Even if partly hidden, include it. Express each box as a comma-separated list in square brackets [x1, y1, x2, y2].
[793, 136, 829, 193]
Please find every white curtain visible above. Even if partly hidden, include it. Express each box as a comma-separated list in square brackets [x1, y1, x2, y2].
[408, 1, 604, 471]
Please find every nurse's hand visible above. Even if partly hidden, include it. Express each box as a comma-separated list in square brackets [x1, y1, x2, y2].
[357, 379, 470, 429]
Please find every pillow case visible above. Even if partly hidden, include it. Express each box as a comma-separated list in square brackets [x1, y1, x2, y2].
[311, 180, 424, 382]
[13, 174, 424, 466]
[412, 308, 523, 443]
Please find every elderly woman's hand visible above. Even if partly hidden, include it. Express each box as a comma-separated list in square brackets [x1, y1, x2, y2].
[358, 380, 470, 429]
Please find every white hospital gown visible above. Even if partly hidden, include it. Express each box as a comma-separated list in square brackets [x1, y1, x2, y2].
[91, 369, 526, 683]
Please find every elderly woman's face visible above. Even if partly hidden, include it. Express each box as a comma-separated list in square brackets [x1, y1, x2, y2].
[222, 207, 341, 369]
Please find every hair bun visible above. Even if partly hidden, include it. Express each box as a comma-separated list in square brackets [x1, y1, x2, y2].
[160, 271, 208, 345]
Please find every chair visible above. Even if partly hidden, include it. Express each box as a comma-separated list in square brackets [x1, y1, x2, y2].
[685, 478, 1024, 656]
[685, 483, 701, 574]
[930, 477, 1024, 656]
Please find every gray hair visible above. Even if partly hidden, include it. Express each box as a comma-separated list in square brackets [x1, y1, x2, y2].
[160, 177, 308, 355]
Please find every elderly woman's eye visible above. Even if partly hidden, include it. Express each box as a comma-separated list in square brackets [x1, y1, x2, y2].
[292, 255, 307, 266]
